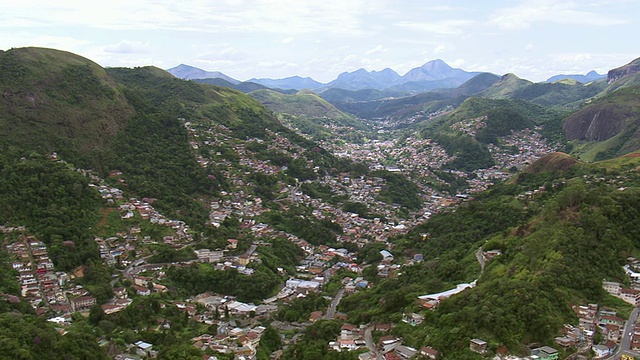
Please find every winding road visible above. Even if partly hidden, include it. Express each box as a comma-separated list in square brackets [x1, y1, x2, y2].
[606, 307, 639, 359]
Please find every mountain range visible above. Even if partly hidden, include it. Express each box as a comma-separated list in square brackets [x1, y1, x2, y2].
[168, 60, 604, 93]
[545, 70, 605, 83]
[168, 59, 482, 92]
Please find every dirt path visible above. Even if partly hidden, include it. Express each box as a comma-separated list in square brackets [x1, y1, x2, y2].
[97, 207, 115, 228]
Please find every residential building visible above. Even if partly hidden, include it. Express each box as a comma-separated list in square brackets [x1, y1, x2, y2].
[71, 295, 96, 312]
[469, 339, 487, 354]
[531, 346, 558, 360]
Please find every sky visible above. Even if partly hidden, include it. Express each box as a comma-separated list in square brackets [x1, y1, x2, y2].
[1, 0, 639, 83]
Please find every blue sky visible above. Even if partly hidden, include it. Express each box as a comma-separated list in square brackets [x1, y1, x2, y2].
[1, 0, 638, 82]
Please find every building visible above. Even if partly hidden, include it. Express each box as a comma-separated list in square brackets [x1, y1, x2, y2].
[71, 295, 96, 312]
[603, 281, 621, 296]
[531, 346, 559, 360]
[621, 288, 640, 306]
[469, 339, 487, 354]
[420, 346, 439, 360]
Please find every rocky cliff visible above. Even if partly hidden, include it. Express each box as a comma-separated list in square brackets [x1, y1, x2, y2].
[608, 57, 640, 84]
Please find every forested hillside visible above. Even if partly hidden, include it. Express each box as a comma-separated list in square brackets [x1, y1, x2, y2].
[340, 153, 640, 358]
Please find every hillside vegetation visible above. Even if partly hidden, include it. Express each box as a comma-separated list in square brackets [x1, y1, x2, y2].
[340, 153, 640, 357]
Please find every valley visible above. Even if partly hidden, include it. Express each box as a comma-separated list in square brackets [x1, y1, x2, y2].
[2, 47, 640, 360]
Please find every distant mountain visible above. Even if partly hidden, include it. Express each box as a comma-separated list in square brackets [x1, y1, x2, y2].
[546, 70, 605, 83]
[435, 72, 502, 98]
[248, 76, 323, 91]
[479, 73, 534, 98]
[167, 64, 239, 84]
[193, 77, 270, 93]
[248, 89, 362, 126]
[479, 73, 607, 109]
[318, 87, 409, 103]
[325, 68, 401, 90]
[400, 59, 466, 82]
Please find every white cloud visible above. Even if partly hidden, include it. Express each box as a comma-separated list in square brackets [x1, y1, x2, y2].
[524, 43, 534, 51]
[281, 37, 295, 44]
[104, 40, 150, 54]
[257, 60, 298, 69]
[451, 59, 466, 67]
[490, 0, 629, 30]
[0, 33, 90, 53]
[395, 19, 474, 35]
[366, 45, 387, 55]
[434, 45, 446, 54]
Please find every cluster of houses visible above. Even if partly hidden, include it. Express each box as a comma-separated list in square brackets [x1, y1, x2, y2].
[5, 236, 96, 316]
[191, 326, 265, 360]
[326, 322, 438, 360]
[470, 339, 559, 360]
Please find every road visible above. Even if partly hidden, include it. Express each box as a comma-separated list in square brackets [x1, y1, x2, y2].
[607, 307, 638, 359]
[364, 325, 381, 358]
[324, 287, 345, 320]
[476, 247, 485, 273]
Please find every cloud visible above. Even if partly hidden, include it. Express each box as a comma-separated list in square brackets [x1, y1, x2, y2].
[257, 60, 298, 69]
[524, 43, 534, 51]
[281, 37, 295, 44]
[0, 33, 89, 53]
[434, 45, 446, 54]
[490, 0, 629, 30]
[366, 45, 387, 55]
[395, 19, 474, 35]
[104, 40, 150, 54]
[451, 59, 465, 67]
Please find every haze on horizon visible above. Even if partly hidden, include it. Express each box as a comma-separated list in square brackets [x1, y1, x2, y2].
[1, 0, 638, 83]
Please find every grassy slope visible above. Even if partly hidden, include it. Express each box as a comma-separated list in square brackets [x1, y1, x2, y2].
[0, 47, 135, 166]
[248, 88, 367, 129]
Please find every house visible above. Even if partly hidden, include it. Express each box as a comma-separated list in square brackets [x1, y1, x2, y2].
[309, 310, 323, 323]
[593, 344, 610, 358]
[420, 346, 439, 360]
[71, 295, 96, 312]
[600, 315, 625, 327]
[133, 285, 151, 296]
[621, 288, 640, 306]
[134, 341, 157, 358]
[469, 339, 487, 354]
[394, 345, 417, 359]
[531, 346, 559, 360]
[603, 281, 621, 296]
[380, 250, 394, 262]
[380, 335, 400, 353]
[605, 323, 622, 342]
[402, 313, 424, 326]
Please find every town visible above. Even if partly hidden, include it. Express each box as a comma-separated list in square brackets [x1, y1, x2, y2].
[2, 111, 631, 360]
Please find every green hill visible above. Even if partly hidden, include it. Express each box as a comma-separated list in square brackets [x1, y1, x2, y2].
[326, 73, 500, 122]
[0, 47, 346, 230]
[420, 97, 563, 171]
[479, 73, 533, 98]
[248, 88, 369, 139]
[249, 89, 359, 124]
[478, 73, 606, 109]
[0, 47, 135, 162]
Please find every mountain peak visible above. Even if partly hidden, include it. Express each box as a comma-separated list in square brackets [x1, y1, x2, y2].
[166, 64, 239, 84]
